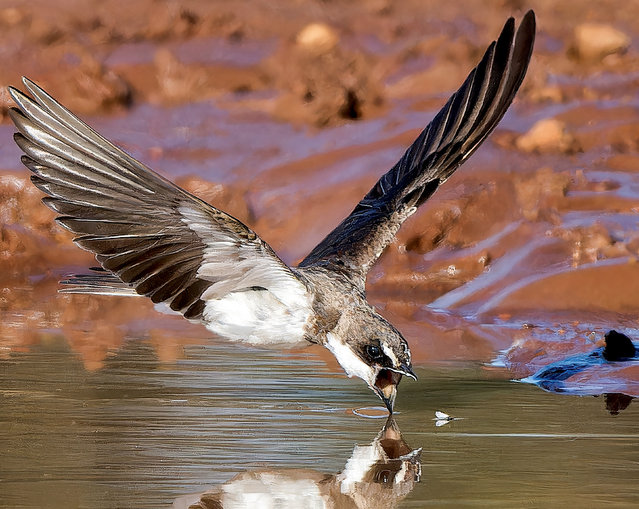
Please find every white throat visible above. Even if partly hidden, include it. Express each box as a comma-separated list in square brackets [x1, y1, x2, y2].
[325, 332, 375, 385]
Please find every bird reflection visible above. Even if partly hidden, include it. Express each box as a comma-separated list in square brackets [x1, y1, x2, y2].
[177, 417, 421, 509]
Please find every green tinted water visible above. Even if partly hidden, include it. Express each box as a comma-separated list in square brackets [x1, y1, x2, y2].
[1, 334, 637, 508]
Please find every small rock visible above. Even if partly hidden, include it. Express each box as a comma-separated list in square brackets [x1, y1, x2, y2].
[0, 7, 25, 26]
[0, 86, 12, 121]
[153, 49, 203, 103]
[265, 25, 382, 126]
[71, 54, 132, 112]
[603, 330, 636, 361]
[296, 23, 339, 53]
[516, 118, 576, 154]
[529, 85, 563, 103]
[573, 23, 630, 62]
[28, 16, 62, 44]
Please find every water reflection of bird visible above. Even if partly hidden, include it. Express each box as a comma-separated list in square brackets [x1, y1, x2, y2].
[174, 417, 421, 509]
[8, 12, 535, 411]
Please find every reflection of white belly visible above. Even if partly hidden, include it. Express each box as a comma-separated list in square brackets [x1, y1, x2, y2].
[222, 473, 327, 509]
[203, 289, 312, 345]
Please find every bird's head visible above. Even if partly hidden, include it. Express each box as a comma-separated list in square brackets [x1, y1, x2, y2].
[324, 306, 416, 412]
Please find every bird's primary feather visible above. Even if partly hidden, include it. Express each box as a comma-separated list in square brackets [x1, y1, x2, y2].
[300, 11, 535, 291]
[9, 79, 310, 324]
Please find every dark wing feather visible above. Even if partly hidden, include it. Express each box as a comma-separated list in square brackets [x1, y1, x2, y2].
[300, 11, 535, 289]
[9, 78, 307, 321]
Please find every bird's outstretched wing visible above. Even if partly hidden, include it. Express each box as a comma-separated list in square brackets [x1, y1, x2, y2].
[300, 11, 536, 290]
[9, 78, 309, 320]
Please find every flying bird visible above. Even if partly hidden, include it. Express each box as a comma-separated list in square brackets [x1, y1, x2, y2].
[8, 11, 535, 412]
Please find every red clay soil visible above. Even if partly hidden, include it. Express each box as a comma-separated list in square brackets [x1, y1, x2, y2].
[1, 0, 638, 395]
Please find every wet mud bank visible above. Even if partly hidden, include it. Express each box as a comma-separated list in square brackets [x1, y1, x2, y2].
[2, 0, 639, 398]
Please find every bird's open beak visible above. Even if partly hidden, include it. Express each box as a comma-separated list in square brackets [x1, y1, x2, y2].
[372, 364, 418, 413]
[371, 369, 402, 414]
[372, 369, 401, 413]
[396, 363, 418, 381]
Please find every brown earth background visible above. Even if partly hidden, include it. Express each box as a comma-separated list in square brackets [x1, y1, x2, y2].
[1, 0, 638, 396]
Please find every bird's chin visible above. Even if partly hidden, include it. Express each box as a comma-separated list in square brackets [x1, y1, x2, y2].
[372, 369, 402, 413]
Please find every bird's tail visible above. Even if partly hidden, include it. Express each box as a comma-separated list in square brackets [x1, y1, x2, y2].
[60, 268, 140, 296]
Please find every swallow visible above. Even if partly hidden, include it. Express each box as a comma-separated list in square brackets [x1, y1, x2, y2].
[8, 11, 535, 412]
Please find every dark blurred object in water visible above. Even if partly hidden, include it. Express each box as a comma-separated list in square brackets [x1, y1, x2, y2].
[602, 330, 637, 361]
[528, 330, 638, 384]
[605, 392, 633, 415]
[523, 330, 638, 414]
[178, 417, 421, 509]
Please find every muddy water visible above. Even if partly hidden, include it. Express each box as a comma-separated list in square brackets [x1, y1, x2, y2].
[1, 333, 637, 509]
[2, 1, 639, 507]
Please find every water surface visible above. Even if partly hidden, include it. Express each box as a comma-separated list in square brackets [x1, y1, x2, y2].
[1, 334, 637, 508]
[2, 5, 639, 506]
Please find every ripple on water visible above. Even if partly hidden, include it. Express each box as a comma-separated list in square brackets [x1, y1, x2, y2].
[351, 406, 392, 418]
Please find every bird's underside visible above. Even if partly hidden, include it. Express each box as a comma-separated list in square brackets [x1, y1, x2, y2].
[8, 11, 535, 410]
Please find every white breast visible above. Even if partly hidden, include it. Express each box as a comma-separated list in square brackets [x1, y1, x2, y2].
[337, 442, 383, 494]
[203, 288, 313, 345]
[221, 473, 327, 509]
[325, 332, 375, 385]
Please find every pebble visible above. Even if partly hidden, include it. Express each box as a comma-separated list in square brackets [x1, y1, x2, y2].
[296, 22, 339, 53]
[516, 118, 576, 153]
[573, 23, 630, 61]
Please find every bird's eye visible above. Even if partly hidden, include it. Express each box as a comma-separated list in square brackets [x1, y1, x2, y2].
[376, 469, 392, 484]
[366, 344, 383, 360]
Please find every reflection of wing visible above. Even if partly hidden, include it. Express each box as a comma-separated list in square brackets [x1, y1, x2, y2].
[9, 79, 308, 321]
[300, 11, 535, 289]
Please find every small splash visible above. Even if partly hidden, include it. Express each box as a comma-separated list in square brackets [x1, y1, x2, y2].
[489, 349, 509, 368]
[351, 406, 392, 418]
